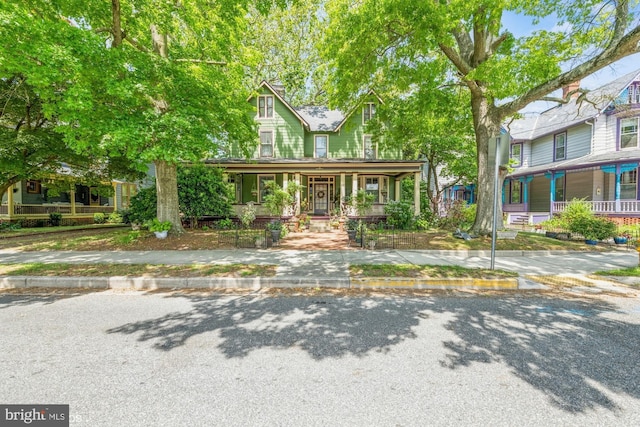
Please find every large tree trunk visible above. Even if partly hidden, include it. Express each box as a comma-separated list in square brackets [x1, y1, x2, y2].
[155, 160, 184, 234]
[469, 94, 506, 235]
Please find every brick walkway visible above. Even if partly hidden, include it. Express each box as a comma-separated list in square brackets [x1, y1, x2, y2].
[275, 231, 357, 250]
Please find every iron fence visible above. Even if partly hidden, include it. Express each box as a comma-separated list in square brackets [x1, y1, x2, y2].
[350, 223, 417, 250]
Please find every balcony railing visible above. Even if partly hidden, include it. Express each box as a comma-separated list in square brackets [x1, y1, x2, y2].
[552, 200, 640, 214]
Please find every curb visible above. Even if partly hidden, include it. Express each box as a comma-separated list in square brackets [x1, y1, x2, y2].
[1, 275, 519, 291]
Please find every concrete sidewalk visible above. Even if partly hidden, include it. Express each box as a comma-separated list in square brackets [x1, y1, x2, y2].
[1, 248, 639, 292]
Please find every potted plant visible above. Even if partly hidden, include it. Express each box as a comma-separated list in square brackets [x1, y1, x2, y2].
[267, 219, 283, 242]
[147, 218, 172, 239]
[346, 219, 358, 241]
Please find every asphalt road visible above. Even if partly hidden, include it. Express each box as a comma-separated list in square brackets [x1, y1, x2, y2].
[1, 289, 639, 426]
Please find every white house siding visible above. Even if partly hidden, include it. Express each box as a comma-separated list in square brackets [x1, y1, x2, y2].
[565, 170, 594, 200]
[530, 176, 550, 212]
[592, 115, 611, 154]
[566, 124, 592, 159]
[520, 141, 531, 168]
[530, 135, 554, 166]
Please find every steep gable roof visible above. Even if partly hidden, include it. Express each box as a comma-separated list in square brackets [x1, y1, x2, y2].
[507, 68, 640, 141]
[250, 81, 311, 130]
[295, 106, 344, 132]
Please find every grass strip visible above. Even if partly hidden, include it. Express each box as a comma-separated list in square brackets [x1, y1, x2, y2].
[593, 267, 640, 277]
[350, 264, 517, 279]
[0, 263, 276, 278]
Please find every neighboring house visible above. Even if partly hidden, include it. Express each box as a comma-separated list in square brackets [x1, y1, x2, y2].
[0, 166, 137, 225]
[503, 68, 640, 226]
[212, 81, 424, 218]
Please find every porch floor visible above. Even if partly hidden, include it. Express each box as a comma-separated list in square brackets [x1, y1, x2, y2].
[275, 230, 355, 250]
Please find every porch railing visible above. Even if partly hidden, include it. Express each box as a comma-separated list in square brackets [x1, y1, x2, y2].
[6, 204, 114, 216]
[552, 200, 640, 214]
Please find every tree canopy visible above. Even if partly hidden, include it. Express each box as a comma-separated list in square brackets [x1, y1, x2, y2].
[323, 0, 640, 233]
[1, 0, 264, 232]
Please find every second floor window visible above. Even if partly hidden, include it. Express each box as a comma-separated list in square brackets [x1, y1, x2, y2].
[510, 143, 522, 166]
[258, 95, 274, 118]
[260, 130, 274, 157]
[621, 118, 639, 149]
[554, 133, 566, 161]
[315, 135, 328, 158]
[363, 102, 376, 124]
[364, 135, 376, 159]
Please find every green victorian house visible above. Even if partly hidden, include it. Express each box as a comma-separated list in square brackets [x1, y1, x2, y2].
[211, 81, 424, 219]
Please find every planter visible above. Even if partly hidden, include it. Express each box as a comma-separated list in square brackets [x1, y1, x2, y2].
[270, 229, 281, 242]
[131, 223, 141, 231]
[154, 230, 168, 239]
[347, 230, 356, 241]
[614, 236, 628, 245]
[585, 239, 598, 245]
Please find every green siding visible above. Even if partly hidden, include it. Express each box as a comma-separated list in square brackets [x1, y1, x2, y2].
[241, 88, 305, 159]
[238, 89, 403, 160]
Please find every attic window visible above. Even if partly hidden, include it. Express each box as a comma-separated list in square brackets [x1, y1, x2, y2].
[258, 95, 274, 118]
[628, 84, 640, 104]
[363, 102, 376, 124]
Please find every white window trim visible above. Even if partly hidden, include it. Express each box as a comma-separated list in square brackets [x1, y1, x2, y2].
[363, 134, 377, 159]
[258, 95, 274, 119]
[554, 132, 566, 161]
[314, 134, 329, 158]
[620, 117, 639, 150]
[510, 143, 522, 166]
[359, 175, 388, 203]
[259, 129, 274, 158]
[362, 102, 376, 125]
[258, 174, 276, 204]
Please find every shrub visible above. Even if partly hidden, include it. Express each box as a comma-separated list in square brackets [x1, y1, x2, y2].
[107, 211, 124, 224]
[49, 212, 62, 226]
[241, 202, 256, 228]
[384, 200, 414, 229]
[216, 218, 234, 230]
[93, 212, 105, 224]
[438, 201, 475, 231]
[147, 218, 172, 232]
[128, 186, 157, 224]
[570, 216, 616, 241]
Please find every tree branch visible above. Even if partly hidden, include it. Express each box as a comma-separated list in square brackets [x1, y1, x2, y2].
[174, 59, 227, 66]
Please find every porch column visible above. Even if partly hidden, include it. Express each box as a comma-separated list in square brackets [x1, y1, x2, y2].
[70, 188, 76, 217]
[7, 185, 14, 218]
[340, 173, 345, 206]
[414, 171, 421, 216]
[469, 184, 475, 204]
[545, 172, 555, 214]
[519, 176, 534, 212]
[282, 173, 288, 190]
[501, 181, 507, 205]
[294, 173, 301, 215]
[615, 164, 621, 212]
[112, 183, 118, 211]
[395, 179, 401, 202]
[352, 173, 358, 197]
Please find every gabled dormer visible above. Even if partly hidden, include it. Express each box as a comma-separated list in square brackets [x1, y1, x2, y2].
[245, 81, 310, 159]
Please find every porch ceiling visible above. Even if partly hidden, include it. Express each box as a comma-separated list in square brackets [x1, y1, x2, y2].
[207, 158, 423, 176]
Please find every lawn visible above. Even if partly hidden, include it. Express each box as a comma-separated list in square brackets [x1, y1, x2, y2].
[0, 226, 624, 252]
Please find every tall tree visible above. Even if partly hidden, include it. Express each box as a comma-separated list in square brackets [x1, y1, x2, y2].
[1, 1, 260, 233]
[370, 82, 477, 214]
[246, 0, 327, 106]
[323, 0, 640, 234]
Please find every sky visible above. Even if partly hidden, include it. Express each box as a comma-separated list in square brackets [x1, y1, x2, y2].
[501, 10, 640, 114]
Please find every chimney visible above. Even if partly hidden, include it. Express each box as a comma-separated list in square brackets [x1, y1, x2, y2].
[271, 83, 286, 100]
[562, 81, 581, 100]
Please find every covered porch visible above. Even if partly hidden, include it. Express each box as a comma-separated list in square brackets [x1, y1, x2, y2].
[210, 158, 424, 218]
[504, 151, 640, 225]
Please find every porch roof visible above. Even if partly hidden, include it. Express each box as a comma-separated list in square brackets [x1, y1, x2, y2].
[508, 148, 640, 178]
[207, 158, 424, 177]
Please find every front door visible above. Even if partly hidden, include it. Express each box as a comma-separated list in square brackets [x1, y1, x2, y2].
[313, 184, 329, 214]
